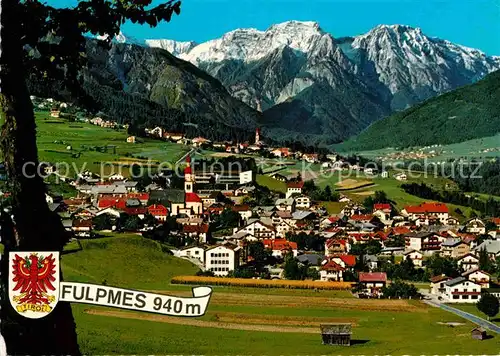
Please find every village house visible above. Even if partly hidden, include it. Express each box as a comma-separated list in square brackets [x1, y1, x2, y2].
[403, 249, 424, 267]
[72, 219, 92, 238]
[270, 173, 287, 182]
[461, 268, 490, 288]
[473, 240, 500, 259]
[275, 221, 293, 238]
[285, 181, 304, 199]
[358, 272, 387, 296]
[373, 203, 392, 220]
[446, 216, 461, 226]
[442, 277, 482, 303]
[464, 218, 486, 235]
[271, 147, 291, 158]
[302, 153, 319, 163]
[319, 260, 345, 281]
[232, 205, 253, 221]
[183, 224, 210, 243]
[457, 253, 480, 271]
[50, 109, 60, 118]
[328, 255, 356, 271]
[325, 239, 349, 255]
[205, 244, 240, 276]
[405, 232, 442, 253]
[262, 239, 298, 258]
[430, 275, 451, 295]
[401, 202, 449, 224]
[275, 198, 295, 212]
[394, 173, 407, 181]
[440, 238, 470, 258]
[294, 195, 311, 209]
[147, 204, 169, 222]
[175, 245, 205, 264]
[235, 220, 276, 239]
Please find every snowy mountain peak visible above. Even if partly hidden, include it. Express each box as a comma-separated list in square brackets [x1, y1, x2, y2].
[145, 39, 197, 56]
[178, 20, 332, 64]
[266, 20, 323, 34]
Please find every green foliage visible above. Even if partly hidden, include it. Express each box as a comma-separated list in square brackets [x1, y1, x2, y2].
[477, 292, 500, 320]
[247, 241, 272, 271]
[401, 182, 500, 217]
[363, 190, 390, 211]
[302, 180, 339, 202]
[214, 208, 241, 229]
[283, 254, 312, 280]
[381, 280, 419, 298]
[340, 70, 500, 151]
[287, 232, 323, 251]
[425, 254, 461, 278]
[380, 256, 427, 282]
[92, 214, 113, 231]
[350, 240, 382, 256]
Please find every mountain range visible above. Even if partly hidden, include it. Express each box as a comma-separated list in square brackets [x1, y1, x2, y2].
[31, 21, 500, 147]
[142, 21, 500, 145]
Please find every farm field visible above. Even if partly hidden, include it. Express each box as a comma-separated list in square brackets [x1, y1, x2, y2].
[35, 112, 189, 178]
[256, 174, 287, 193]
[350, 134, 500, 163]
[257, 167, 476, 219]
[61, 235, 498, 354]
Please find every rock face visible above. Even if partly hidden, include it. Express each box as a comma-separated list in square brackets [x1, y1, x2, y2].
[151, 21, 500, 144]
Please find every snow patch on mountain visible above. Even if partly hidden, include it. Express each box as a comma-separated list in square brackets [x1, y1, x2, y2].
[179, 21, 332, 64]
[145, 39, 197, 56]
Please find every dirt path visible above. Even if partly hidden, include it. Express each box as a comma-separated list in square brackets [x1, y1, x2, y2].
[84, 309, 320, 334]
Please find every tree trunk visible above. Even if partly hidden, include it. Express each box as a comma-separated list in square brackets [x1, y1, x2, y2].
[0, 0, 80, 354]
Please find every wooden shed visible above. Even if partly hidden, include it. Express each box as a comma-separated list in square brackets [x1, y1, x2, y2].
[320, 324, 352, 346]
[471, 327, 487, 340]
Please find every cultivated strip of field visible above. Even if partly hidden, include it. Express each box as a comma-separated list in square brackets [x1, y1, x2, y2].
[152, 291, 427, 312]
[84, 309, 320, 334]
[209, 311, 359, 327]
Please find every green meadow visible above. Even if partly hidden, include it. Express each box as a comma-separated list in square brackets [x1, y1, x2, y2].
[61, 235, 498, 355]
[35, 112, 189, 178]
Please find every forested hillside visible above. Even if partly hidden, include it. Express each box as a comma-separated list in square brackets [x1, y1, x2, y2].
[339, 70, 500, 151]
[27, 39, 260, 142]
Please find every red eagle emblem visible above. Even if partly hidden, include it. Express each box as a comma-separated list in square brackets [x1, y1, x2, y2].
[11, 253, 57, 305]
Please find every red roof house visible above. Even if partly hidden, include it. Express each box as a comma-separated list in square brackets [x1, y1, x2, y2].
[148, 204, 169, 220]
[358, 272, 387, 283]
[404, 202, 449, 214]
[374, 203, 391, 212]
[287, 181, 304, 189]
[185, 192, 202, 203]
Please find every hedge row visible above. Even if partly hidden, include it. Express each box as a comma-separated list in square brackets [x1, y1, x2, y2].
[171, 276, 354, 290]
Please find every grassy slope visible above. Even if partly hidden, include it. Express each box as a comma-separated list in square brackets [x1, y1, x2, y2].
[62, 234, 199, 289]
[35, 112, 189, 177]
[339, 69, 500, 151]
[451, 304, 500, 326]
[256, 174, 287, 193]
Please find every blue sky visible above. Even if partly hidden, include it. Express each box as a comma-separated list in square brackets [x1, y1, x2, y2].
[49, 0, 500, 55]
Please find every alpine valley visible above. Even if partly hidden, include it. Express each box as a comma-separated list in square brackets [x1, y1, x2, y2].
[30, 21, 500, 146]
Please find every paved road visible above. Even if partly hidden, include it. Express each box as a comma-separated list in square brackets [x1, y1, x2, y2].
[420, 290, 500, 334]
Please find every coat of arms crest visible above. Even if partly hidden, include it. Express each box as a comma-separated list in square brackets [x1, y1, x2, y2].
[9, 252, 60, 319]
